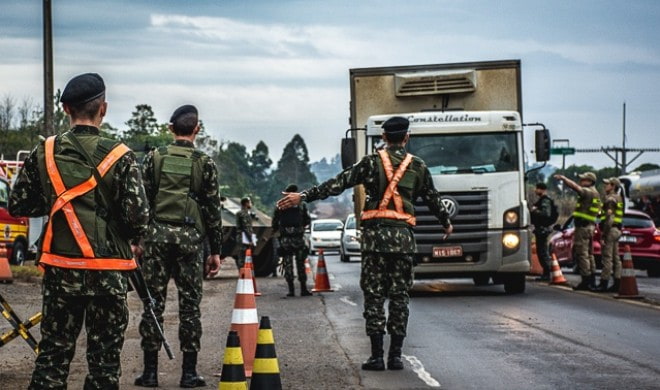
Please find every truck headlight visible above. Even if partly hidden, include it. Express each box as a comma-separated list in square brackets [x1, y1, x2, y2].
[502, 233, 520, 249]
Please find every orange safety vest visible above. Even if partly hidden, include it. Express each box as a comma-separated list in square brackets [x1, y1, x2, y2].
[39, 136, 137, 271]
[361, 149, 416, 226]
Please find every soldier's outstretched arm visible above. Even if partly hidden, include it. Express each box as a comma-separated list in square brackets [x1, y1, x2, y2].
[419, 165, 452, 240]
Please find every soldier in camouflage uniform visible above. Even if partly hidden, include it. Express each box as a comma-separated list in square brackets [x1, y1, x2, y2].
[135, 105, 222, 388]
[530, 182, 554, 280]
[272, 184, 312, 297]
[277, 116, 452, 372]
[554, 172, 602, 290]
[596, 177, 624, 292]
[235, 196, 254, 269]
[8, 73, 149, 390]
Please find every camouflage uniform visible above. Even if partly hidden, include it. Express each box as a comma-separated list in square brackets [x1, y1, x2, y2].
[272, 203, 311, 284]
[304, 146, 450, 336]
[235, 207, 254, 268]
[139, 140, 222, 353]
[572, 185, 601, 277]
[600, 192, 623, 282]
[531, 195, 554, 277]
[9, 126, 149, 390]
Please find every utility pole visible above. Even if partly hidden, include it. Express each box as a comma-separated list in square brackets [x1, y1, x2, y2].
[43, 0, 54, 136]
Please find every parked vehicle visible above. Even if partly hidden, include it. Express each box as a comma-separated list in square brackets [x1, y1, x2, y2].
[549, 209, 660, 277]
[340, 60, 551, 294]
[310, 219, 344, 254]
[340, 214, 360, 262]
[0, 175, 29, 265]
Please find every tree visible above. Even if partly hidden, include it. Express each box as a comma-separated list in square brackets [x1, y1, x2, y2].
[248, 141, 272, 187]
[266, 134, 317, 205]
[634, 163, 660, 172]
[214, 141, 251, 199]
[125, 104, 159, 138]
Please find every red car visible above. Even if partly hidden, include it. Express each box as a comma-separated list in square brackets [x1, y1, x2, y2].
[549, 209, 660, 277]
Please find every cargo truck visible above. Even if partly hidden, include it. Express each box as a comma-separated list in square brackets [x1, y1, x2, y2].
[341, 60, 550, 294]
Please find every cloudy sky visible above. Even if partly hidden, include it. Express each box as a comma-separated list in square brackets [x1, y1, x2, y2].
[1, 0, 659, 170]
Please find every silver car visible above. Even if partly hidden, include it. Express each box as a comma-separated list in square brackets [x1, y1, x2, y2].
[340, 214, 361, 262]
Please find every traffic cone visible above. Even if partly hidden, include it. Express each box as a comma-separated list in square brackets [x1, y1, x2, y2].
[615, 245, 644, 300]
[218, 330, 248, 390]
[529, 241, 543, 276]
[304, 257, 314, 280]
[0, 244, 13, 283]
[244, 248, 261, 297]
[250, 316, 282, 390]
[311, 249, 334, 293]
[230, 267, 259, 377]
[548, 253, 568, 285]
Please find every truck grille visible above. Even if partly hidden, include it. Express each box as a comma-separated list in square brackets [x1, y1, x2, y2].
[413, 191, 488, 263]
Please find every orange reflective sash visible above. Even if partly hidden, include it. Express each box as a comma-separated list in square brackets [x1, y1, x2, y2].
[361, 149, 416, 226]
[40, 136, 135, 270]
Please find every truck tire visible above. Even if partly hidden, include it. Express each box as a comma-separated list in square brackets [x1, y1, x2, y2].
[503, 274, 525, 294]
[10, 241, 26, 266]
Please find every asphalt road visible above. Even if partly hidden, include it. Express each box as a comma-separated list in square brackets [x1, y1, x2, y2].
[322, 253, 660, 390]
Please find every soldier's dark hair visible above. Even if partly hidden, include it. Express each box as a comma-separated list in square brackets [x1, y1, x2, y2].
[172, 112, 198, 136]
[384, 131, 407, 144]
[241, 197, 251, 206]
[535, 182, 547, 190]
[67, 94, 105, 121]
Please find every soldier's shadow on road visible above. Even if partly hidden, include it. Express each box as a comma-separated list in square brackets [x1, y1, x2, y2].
[410, 281, 507, 297]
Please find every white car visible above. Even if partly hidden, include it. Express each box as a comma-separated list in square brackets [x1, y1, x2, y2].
[309, 218, 344, 254]
[340, 214, 360, 262]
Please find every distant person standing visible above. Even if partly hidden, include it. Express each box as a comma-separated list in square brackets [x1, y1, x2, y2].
[235, 196, 255, 269]
[277, 116, 452, 372]
[597, 177, 624, 292]
[9, 73, 149, 389]
[554, 172, 602, 290]
[271, 184, 312, 297]
[530, 182, 555, 280]
[136, 104, 222, 388]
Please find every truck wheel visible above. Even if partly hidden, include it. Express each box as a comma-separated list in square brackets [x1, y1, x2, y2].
[504, 274, 526, 294]
[10, 241, 26, 266]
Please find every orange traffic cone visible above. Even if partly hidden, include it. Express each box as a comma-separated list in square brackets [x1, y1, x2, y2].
[231, 267, 259, 377]
[304, 257, 314, 280]
[529, 241, 543, 276]
[548, 253, 568, 285]
[615, 245, 644, 300]
[244, 248, 261, 296]
[249, 316, 282, 390]
[0, 244, 13, 283]
[311, 249, 334, 293]
[218, 330, 248, 390]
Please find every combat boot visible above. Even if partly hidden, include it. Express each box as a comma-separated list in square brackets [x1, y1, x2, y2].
[300, 281, 312, 296]
[607, 278, 620, 293]
[287, 280, 295, 297]
[588, 274, 597, 290]
[573, 275, 591, 291]
[387, 335, 405, 370]
[180, 351, 206, 388]
[361, 334, 385, 371]
[592, 278, 609, 292]
[134, 350, 158, 387]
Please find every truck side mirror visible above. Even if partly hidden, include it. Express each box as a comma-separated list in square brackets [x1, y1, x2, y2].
[535, 129, 550, 162]
[341, 138, 357, 169]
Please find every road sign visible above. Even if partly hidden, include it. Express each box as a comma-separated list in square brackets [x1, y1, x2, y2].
[550, 147, 575, 155]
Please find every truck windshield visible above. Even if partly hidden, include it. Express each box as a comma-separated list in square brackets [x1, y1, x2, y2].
[403, 133, 519, 174]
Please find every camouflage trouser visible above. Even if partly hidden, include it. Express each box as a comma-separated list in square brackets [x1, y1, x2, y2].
[601, 227, 622, 281]
[360, 252, 414, 337]
[140, 242, 203, 352]
[281, 235, 308, 283]
[29, 294, 128, 390]
[573, 224, 596, 277]
[235, 244, 250, 269]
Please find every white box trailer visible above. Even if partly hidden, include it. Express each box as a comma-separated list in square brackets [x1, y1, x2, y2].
[342, 60, 550, 294]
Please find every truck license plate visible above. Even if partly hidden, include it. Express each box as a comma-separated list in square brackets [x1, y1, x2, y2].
[433, 246, 463, 258]
[619, 235, 637, 243]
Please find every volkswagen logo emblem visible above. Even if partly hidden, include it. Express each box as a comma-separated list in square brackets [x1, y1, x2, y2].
[441, 197, 459, 218]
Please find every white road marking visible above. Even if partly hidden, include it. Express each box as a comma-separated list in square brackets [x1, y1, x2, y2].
[333, 283, 342, 291]
[403, 354, 441, 388]
[340, 296, 357, 306]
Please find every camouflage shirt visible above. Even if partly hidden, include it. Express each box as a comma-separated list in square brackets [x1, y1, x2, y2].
[141, 140, 223, 254]
[602, 192, 623, 234]
[304, 145, 450, 253]
[9, 125, 149, 296]
[236, 208, 254, 244]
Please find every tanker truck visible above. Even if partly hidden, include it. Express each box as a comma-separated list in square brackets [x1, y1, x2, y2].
[341, 60, 550, 294]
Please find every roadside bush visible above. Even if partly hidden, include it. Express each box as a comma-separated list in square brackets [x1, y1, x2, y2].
[9, 265, 42, 283]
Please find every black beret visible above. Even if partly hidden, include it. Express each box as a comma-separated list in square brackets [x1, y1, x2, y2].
[170, 104, 198, 123]
[60, 73, 105, 104]
[382, 116, 409, 134]
[285, 184, 298, 192]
